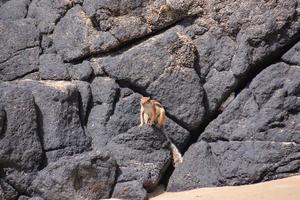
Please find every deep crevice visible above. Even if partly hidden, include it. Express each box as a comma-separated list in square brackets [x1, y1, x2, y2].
[34, 104, 47, 170]
[159, 16, 300, 191]
[109, 165, 121, 198]
[185, 22, 300, 152]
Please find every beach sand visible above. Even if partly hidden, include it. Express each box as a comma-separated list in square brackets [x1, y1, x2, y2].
[149, 175, 300, 200]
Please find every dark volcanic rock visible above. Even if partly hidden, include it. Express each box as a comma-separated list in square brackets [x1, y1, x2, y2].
[99, 28, 205, 130]
[107, 126, 171, 192]
[18, 80, 91, 163]
[0, 179, 18, 200]
[0, 0, 31, 21]
[104, 92, 190, 151]
[0, 83, 43, 172]
[1, 0, 300, 198]
[91, 76, 120, 106]
[69, 61, 93, 81]
[52, 0, 202, 61]
[3, 169, 37, 196]
[282, 41, 300, 65]
[52, 5, 117, 62]
[18, 197, 45, 200]
[0, 106, 4, 136]
[168, 62, 300, 191]
[72, 81, 92, 125]
[30, 151, 117, 200]
[87, 103, 113, 149]
[188, 0, 300, 114]
[39, 53, 70, 80]
[0, 19, 40, 81]
[112, 180, 147, 200]
[28, 0, 79, 33]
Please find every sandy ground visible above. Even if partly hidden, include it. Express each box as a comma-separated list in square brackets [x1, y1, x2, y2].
[149, 176, 300, 200]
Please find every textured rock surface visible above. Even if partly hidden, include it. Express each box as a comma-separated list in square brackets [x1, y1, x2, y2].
[99, 28, 205, 130]
[30, 151, 117, 200]
[168, 62, 300, 191]
[18, 80, 91, 163]
[0, 19, 40, 81]
[107, 126, 171, 192]
[1, 0, 300, 198]
[0, 83, 43, 172]
[0, 0, 31, 21]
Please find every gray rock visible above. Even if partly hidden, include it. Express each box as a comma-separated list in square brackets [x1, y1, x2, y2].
[188, 0, 300, 113]
[18, 196, 45, 200]
[0, 0, 31, 20]
[0, 83, 43, 172]
[90, 59, 106, 76]
[27, 0, 77, 33]
[91, 77, 120, 106]
[69, 61, 93, 81]
[21, 72, 41, 80]
[100, 28, 205, 130]
[18, 196, 30, 200]
[52, 5, 111, 62]
[83, 0, 201, 43]
[282, 41, 300, 65]
[51, 0, 202, 61]
[87, 103, 113, 149]
[0, 106, 4, 136]
[0, 179, 18, 200]
[0, 19, 40, 81]
[18, 80, 91, 163]
[112, 180, 147, 200]
[39, 53, 70, 80]
[168, 62, 300, 191]
[30, 151, 117, 200]
[72, 81, 92, 125]
[107, 126, 171, 192]
[3, 169, 37, 196]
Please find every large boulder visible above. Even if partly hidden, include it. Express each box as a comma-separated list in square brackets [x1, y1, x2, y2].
[185, 0, 300, 114]
[87, 87, 184, 197]
[0, 0, 31, 21]
[18, 80, 91, 163]
[0, 19, 40, 81]
[52, 0, 202, 61]
[168, 62, 300, 191]
[97, 28, 205, 130]
[30, 151, 117, 200]
[107, 126, 171, 193]
[88, 88, 190, 151]
[27, 0, 80, 33]
[0, 83, 43, 172]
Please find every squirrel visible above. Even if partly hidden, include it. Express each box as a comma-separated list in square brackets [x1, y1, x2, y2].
[139, 96, 183, 167]
[139, 96, 166, 128]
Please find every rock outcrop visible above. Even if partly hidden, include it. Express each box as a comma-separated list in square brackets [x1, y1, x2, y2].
[168, 62, 300, 191]
[0, 0, 300, 199]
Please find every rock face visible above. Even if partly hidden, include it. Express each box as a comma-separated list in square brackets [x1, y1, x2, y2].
[0, 19, 40, 81]
[30, 151, 117, 200]
[18, 80, 91, 163]
[168, 62, 300, 191]
[99, 28, 205, 130]
[0, 83, 43, 172]
[1, 0, 300, 199]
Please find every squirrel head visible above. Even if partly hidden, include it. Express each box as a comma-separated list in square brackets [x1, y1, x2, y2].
[141, 96, 151, 105]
